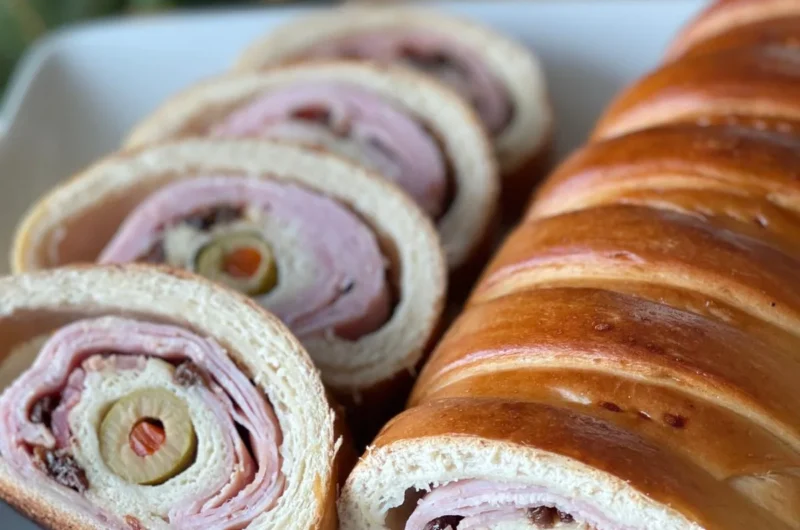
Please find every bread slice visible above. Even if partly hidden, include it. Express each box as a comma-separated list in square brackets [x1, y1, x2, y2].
[0, 264, 339, 529]
[339, 398, 788, 529]
[339, 286, 800, 529]
[11, 139, 446, 406]
[124, 62, 498, 273]
[233, 7, 553, 215]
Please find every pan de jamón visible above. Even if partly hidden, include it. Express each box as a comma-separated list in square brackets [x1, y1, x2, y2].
[0, 265, 339, 529]
[124, 62, 498, 275]
[233, 7, 552, 216]
[11, 140, 446, 412]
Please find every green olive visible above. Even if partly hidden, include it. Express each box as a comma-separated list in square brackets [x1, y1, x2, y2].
[100, 388, 196, 486]
[194, 232, 278, 296]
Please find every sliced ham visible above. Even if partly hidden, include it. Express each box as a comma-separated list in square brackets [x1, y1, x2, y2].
[298, 32, 512, 135]
[99, 176, 392, 341]
[212, 82, 448, 218]
[406, 480, 619, 530]
[0, 317, 284, 530]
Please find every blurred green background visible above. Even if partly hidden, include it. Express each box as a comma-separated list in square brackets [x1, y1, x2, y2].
[0, 0, 333, 90]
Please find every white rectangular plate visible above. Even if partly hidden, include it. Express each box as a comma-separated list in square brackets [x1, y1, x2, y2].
[0, 1, 704, 527]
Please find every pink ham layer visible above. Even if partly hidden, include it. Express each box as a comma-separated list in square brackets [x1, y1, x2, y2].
[406, 480, 624, 530]
[0, 317, 284, 530]
[99, 176, 392, 341]
[212, 82, 447, 218]
[298, 31, 512, 136]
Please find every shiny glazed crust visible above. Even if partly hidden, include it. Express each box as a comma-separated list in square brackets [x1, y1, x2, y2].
[666, 0, 800, 60]
[338, 2, 800, 521]
[674, 15, 800, 59]
[592, 46, 800, 140]
[0, 265, 339, 530]
[529, 125, 800, 257]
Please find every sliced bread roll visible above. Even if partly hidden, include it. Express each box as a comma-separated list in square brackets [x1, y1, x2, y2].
[592, 46, 800, 141]
[233, 7, 553, 216]
[124, 62, 498, 275]
[0, 265, 340, 530]
[529, 125, 800, 257]
[666, 0, 800, 60]
[337, 287, 799, 530]
[11, 140, 446, 429]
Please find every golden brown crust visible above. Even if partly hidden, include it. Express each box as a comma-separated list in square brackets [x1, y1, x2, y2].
[472, 206, 800, 335]
[676, 15, 800, 59]
[413, 287, 800, 445]
[593, 47, 800, 140]
[666, 0, 800, 60]
[417, 367, 800, 478]
[329, 6, 800, 526]
[529, 125, 800, 255]
[372, 399, 790, 529]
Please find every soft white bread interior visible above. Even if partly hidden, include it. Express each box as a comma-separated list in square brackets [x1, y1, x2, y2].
[11, 139, 446, 395]
[233, 8, 552, 176]
[0, 264, 339, 530]
[339, 437, 707, 530]
[124, 62, 498, 270]
[338, 401, 787, 530]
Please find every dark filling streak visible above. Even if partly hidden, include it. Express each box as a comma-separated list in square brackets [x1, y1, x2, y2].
[29, 395, 59, 427]
[528, 506, 577, 528]
[32, 446, 89, 493]
[182, 205, 244, 231]
[174, 361, 209, 387]
[291, 105, 351, 137]
[400, 46, 468, 77]
[424, 515, 464, 530]
[400, 46, 514, 137]
[136, 204, 246, 265]
[235, 422, 256, 464]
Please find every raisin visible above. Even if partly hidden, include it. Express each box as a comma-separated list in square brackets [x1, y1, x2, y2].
[34, 447, 89, 493]
[175, 361, 207, 387]
[401, 47, 454, 70]
[424, 516, 463, 530]
[125, 515, 146, 530]
[30, 395, 57, 426]
[528, 506, 557, 528]
[291, 105, 332, 125]
[211, 205, 243, 226]
[183, 205, 242, 231]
